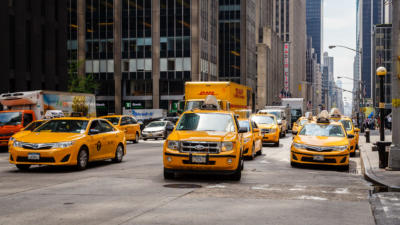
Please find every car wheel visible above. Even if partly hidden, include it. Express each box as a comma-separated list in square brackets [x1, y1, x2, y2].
[230, 159, 242, 181]
[76, 148, 89, 170]
[163, 168, 175, 179]
[290, 161, 298, 167]
[250, 143, 256, 160]
[350, 151, 356, 157]
[256, 148, 262, 156]
[16, 164, 30, 170]
[275, 140, 280, 147]
[113, 144, 124, 163]
[163, 131, 167, 140]
[133, 133, 139, 143]
[356, 144, 359, 150]
[339, 164, 349, 171]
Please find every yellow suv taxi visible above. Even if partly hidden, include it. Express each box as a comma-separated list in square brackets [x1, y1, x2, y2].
[291, 113, 352, 170]
[9, 117, 126, 170]
[238, 118, 262, 159]
[339, 116, 360, 157]
[251, 114, 280, 147]
[101, 115, 141, 143]
[163, 109, 246, 180]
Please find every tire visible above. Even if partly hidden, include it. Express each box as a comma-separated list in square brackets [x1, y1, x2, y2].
[16, 164, 30, 170]
[339, 164, 349, 171]
[356, 144, 359, 150]
[163, 168, 175, 179]
[113, 144, 124, 163]
[275, 140, 280, 147]
[290, 161, 297, 167]
[76, 148, 89, 170]
[256, 148, 262, 156]
[133, 133, 139, 143]
[350, 151, 356, 157]
[230, 158, 242, 181]
[143, 138, 147, 141]
[249, 143, 256, 160]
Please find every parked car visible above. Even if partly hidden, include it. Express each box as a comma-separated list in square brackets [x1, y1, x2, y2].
[142, 121, 175, 140]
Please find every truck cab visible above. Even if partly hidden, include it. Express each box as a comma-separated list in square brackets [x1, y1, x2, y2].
[0, 110, 35, 146]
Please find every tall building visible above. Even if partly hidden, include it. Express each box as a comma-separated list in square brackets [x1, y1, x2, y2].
[372, 24, 392, 115]
[322, 52, 334, 108]
[273, 0, 307, 99]
[306, 0, 323, 64]
[335, 80, 344, 113]
[306, 36, 319, 112]
[218, 0, 257, 94]
[67, 0, 219, 115]
[359, 0, 382, 98]
[0, 0, 68, 93]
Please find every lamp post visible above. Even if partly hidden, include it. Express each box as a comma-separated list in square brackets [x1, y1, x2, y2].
[377, 67, 387, 141]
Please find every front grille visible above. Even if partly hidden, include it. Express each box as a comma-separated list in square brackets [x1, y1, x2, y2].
[304, 145, 335, 152]
[17, 156, 55, 163]
[262, 129, 270, 133]
[301, 157, 336, 163]
[21, 143, 53, 150]
[180, 141, 220, 154]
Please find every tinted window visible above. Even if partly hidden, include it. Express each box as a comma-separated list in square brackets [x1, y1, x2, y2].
[89, 120, 102, 133]
[99, 120, 114, 132]
[0, 112, 22, 126]
[238, 120, 250, 132]
[105, 117, 120, 125]
[23, 113, 33, 126]
[24, 121, 44, 131]
[121, 117, 129, 125]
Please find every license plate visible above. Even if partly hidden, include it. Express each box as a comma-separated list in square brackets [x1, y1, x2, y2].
[28, 153, 40, 160]
[313, 155, 324, 161]
[192, 155, 206, 163]
[149, 133, 153, 137]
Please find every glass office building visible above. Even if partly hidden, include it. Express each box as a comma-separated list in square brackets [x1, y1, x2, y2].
[306, 0, 323, 64]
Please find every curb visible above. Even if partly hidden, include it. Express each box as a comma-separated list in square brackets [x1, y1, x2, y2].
[360, 146, 400, 192]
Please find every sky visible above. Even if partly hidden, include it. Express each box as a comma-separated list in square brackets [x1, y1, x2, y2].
[323, 0, 357, 109]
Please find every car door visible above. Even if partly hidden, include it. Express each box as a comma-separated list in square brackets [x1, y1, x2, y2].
[251, 121, 262, 151]
[129, 116, 141, 139]
[87, 120, 107, 161]
[120, 116, 132, 140]
[99, 120, 119, 158]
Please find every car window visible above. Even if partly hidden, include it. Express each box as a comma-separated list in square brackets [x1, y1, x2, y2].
[99, 120, 114, 132]
[105, 117, 120, 125]
[176, 113, 235, 132]
[130, 117, 138, 124]
[36, 120, 88, 133]
[121, 117, 129, 125]
[238, 120, 250, 132]
[25, 121, 44, 131]
[299, 124, 345, 137]
[339, 120, 353, 131]
[251, 121, 258, 129]
[23, 113, 33, 126]
[89, 120, 102, 133]
[251, 115, 276, 125]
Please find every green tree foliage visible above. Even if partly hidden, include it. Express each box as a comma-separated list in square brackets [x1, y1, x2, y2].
[68, 61, 98, 94]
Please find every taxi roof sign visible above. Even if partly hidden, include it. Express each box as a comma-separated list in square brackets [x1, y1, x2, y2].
[201, 95, 220, 110]
[317, 110, 330, 123]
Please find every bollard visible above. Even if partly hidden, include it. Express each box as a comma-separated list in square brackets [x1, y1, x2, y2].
[365, 129, 370, 143]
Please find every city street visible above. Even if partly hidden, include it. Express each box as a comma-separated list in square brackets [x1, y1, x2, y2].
[0, 134, 374, 225]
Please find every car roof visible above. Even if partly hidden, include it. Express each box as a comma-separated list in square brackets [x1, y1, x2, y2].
[253, 113, 276, 118]
[51, 117, 91, 121]
[189, 109, 234, 115]
[100, 115, 124, 118]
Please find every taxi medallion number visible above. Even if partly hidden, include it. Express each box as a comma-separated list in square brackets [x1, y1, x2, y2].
[192, 155, 206, 163]
[28, 153, 40, 160]
[313, 155, 324, 161]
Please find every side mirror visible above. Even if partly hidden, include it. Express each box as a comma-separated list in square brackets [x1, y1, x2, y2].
[166, 125, 174, 132]
[89, 129, 100, 135]
[347, 134, 355, 139]
[354, 128, 360, 132]
[292, 130, 298, 135]
[253, 128, 260, 133]
[238, 127, 248, 133]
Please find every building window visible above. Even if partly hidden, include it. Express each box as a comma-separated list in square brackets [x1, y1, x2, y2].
[168, 59, 175, 71]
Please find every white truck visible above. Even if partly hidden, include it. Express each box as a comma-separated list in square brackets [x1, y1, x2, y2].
[281, 98, 305, 128]
[0, 90, 96, 120]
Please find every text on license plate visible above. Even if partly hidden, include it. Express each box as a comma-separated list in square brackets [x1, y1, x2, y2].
[28, 153, 40, 160]
[313, 155, 324, 161]
[192, 155, 206, 163]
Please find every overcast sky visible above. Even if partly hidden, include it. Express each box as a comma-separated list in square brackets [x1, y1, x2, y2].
[323, 0, 356, 107]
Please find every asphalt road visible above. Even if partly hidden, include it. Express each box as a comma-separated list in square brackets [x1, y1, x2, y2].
[0, 134, 375, 225]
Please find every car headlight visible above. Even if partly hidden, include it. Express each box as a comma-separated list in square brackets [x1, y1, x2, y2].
[293, 143, 307, 149]
[9, 137, 15, 142]
[332, 145, 348, 151]
[167, 141, 180, 150]
[221, 142, 234, 151]
[13, 141, 23, 147]
[243, 138, 251, 144]
[52, 141, 74, 148]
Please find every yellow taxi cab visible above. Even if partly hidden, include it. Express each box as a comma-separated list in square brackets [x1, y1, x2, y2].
[238, 118, 262, 159]
[339, 116, 360, 157]
[329, 108, 342, 122]
[8, 120, 47, 148]
[163, 96, 245, 180]
[9, 117, 126, 170]
[290, 111, 352, 170]
[101, 115, 141, 143]
[292, 117, 306, 134]
[251, 114, 280, 147]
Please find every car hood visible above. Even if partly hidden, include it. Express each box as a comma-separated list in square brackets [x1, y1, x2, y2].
[294, 135, 348, 146]
[169, 131, 237, 142]
[15, 132, 85, 143]
[12, 130, 32, 139]
[143, 127, 165, 132]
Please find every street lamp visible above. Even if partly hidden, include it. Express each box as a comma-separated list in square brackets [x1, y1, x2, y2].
[328, 45, 362, 54]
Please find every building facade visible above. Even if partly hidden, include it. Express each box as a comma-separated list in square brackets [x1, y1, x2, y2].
[273, 0, 307, 99]
[67, 0, 218, 115]
[0, 0, 68, 93]
[322, 52, 334, 109]
[306, 0, 323, 64]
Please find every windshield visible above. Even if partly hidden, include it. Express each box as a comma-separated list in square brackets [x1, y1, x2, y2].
[176, 113, 235, 132]
[298, 119, 308, 126]
[0, 112, 22, 126]
[184, 101, 204, 111]
[147, 121, 167, 127]
[238, 120, 250, 132]
[265, 111, 281, 119]
[105, 117, 120, 125]
[251, 116, 275, 125]
[25, 121, 44, 131]
[35, 120, 89, 133]
[340, 120, 353, 131]
[299, 123, 345, 137]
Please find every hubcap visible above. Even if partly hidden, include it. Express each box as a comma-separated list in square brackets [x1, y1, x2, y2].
[79, 151, 88, 167]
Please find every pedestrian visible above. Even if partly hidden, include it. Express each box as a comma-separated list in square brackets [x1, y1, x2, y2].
[387, 114, 392, 131]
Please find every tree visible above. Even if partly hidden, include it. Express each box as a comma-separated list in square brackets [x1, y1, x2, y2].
[68, 61, 98, 94]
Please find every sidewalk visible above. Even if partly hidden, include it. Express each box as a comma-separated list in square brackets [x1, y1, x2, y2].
[359, 129, 400, 191]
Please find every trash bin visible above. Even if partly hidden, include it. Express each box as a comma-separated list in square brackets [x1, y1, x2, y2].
[376, 141, 392, 169]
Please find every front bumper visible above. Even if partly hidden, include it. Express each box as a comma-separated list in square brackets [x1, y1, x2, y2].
[9, 146, 78, 166]
[290, 147, 349, 166]
[262, 132, 279, 143]
[142, 131, 165, 138]
[163, 150, 239, 172]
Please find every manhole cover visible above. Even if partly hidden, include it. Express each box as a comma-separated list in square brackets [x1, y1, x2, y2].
[163, 184, 202, 189]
